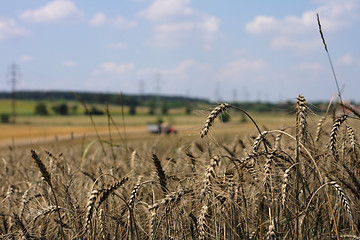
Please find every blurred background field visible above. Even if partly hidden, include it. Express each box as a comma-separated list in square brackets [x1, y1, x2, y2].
[0, 99, 299, 149]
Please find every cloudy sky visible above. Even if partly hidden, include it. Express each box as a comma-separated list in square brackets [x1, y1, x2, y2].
[1, 0, 359, 102]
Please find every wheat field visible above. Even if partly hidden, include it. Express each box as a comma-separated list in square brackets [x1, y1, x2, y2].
[1, 95, 360, 239]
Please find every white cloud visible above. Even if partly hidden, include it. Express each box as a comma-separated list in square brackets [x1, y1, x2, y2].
[90, 12, 106, 26]
[245, 13, 315, 35]
[315, 0, 358, 30]
[149, 15, 219, 48]
[217, 58, 267, 82]
[19, 0, 82, 22]
[0, 18, 30, 41]
[295, 62, 322, 71]
[112, 16, 137, 29]
[89, 62, 136, 89]
[232, 48, 248, 56]
[271, 37, 321, 53]
[245, 16, 277, 34]
[202, 16, 220, 33]
[62, 60, 77, 67]
[20, 55, 34, 62]
[149, 16, 220, 48]
[139, 0, 220, 48]
[246, 1, 358, 35]
[89, 14, 137, 29]
[137, 59, 212, 94]
[107, 42, 128, 49]
[337, 54, 354, 65]
[138, 0, 193, 21]
[161, 59, 210, 79]
[245, 0, 358, 54]
[100, 62, 135, 75]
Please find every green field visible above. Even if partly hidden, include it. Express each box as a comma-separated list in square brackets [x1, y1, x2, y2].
[0, 99, 134, 115]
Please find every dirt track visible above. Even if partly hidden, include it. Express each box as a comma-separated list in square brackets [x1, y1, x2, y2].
[0, 124, 148, 147]
[0, 123, 207, 149]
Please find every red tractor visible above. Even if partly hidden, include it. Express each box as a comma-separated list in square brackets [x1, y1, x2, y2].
[147, 123, 177, 134]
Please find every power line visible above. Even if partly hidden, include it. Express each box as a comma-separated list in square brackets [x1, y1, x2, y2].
[7, 63, 20, 124]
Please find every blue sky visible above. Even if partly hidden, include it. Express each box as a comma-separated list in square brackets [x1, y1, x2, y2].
[1, 0, 359, 102]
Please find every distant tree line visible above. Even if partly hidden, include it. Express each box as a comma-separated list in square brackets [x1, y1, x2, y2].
[0, 90, 338, 118]
[0, 91, 207, 106]
[34, 102, 104, 116]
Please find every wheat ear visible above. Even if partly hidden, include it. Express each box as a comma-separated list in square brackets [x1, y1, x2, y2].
[97, 177, 128, 208]
[200, 103, 229, 138]
[315, 116, 326, 142]
[330, 182, 354, 225]
[31, 150, 65, 240]
[282, 168, 290, 207]
[296, 94, 307, 145]
[84, 178, 128, 235]
[84, 188, 103, 233]
[264, 154, 273, 193]
[152, 154, 167, 195]
[330, 115, 348, 159]
[346, 125, 357, 152]
[200, 156, 221, 197]
[224, 169, 235, 201]
[252, 131, 268, 153]
[197, 204, 208, 240]
[31, 150, 51, 185]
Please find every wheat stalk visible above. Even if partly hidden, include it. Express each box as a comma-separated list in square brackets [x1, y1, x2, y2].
[339, 102, 360, 118]
[252, 131, 268, 153]
[33, 206, 60, 223]
[267, 207, 276, 240]
[13, 213, 30, 240]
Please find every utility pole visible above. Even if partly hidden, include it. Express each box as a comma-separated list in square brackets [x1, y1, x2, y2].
[7, 64, 20, 124]
[232, 89, 238, 103]
[139, 79, 144, 102]
[156, 72, 161, 115]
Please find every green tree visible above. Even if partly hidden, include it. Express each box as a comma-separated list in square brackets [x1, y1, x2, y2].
[129, 105, 136, 115]
[34, 102, 49, 115]
[161, 102, 169, 115]
[52, 103, 69, 115]
[1, 114, 10, 123]
[148, 100, 156, 115]
[220, 111, 231, 123]
[86, 106, 104, 115]
[185, 104, 192, 115]
[71, 104, 78, 115]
